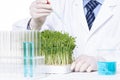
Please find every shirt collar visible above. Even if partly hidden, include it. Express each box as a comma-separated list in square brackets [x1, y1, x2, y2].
[83, 0, 104, 7]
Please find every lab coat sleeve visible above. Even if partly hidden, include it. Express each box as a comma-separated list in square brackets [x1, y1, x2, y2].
[12, 18, 31, 31]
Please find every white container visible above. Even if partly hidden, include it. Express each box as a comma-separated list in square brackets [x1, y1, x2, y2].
[39, 65, 71, 74]
[35, 56, 71, 73]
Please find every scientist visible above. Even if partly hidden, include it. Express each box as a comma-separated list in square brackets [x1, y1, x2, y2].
[14, 0, 120, 72]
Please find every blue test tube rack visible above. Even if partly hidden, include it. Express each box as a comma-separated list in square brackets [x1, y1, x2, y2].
[23, 42, 34, 77]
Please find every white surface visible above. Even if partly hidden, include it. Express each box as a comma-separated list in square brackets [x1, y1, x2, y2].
[43, 72, 120, 80]
[0, 62, 120, 80]
[0, 71, 120, 80]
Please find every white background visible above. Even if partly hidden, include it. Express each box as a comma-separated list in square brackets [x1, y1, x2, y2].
[0, 0, 33, 31]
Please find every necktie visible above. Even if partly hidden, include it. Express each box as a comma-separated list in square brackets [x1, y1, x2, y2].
[85, 0, 99, 30]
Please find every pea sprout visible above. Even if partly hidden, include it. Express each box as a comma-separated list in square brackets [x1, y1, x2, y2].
[38, 30, 76, 65]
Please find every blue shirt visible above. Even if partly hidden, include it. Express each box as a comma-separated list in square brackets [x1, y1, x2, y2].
[83, 0, 104, 17]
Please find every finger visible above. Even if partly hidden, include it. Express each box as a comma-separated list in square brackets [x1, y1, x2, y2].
[36, 0, 47, 4]
[36, 4, 52, 10]
[32, 8, 52, 14]
[71, 58, 83, 71]
[37, 9, 52, 13]
[30, 4, 52, 16]
[86, 65, 93, 72]
[79, 62, 90, 72]
[31, 1, 51, 10]
[75, 56, 83, 62]
[32, 12, 51, 19]
[71, 55, 86, 71]
[75, 55, 88, 62]
[71, 55, 89, 72]
[86, 65, 97, 72]
[30, 1, 37, 9]
[75, 60, 85, 72]
[71, 62, 76, 71]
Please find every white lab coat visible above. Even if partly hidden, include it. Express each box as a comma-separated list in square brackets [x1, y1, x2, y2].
[13, 0, 120, 61]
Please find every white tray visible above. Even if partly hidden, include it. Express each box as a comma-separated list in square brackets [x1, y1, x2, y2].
[38, 65, 71, 73]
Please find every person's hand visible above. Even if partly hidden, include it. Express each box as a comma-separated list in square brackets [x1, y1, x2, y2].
[30, 0, 52, 30]
[71, 55, 98, 72]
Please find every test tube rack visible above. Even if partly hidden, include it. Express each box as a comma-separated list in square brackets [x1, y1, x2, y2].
[0, 31, 42, 78]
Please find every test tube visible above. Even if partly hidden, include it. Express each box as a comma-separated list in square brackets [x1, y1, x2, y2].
[29, 42, 34, 77]
[23, 42, 34, 77]
[23, 42, 29, 77]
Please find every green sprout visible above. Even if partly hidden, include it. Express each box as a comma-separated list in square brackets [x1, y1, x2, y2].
[38, 30, 76, 65]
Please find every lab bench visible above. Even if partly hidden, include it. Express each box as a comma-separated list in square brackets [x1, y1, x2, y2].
[0, 71, 120, 80]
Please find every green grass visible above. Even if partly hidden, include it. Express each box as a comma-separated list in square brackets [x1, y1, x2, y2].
[38, 30, 76, 65]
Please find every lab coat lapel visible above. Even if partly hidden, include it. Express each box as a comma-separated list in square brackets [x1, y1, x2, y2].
[89, 0, 117, 36]
[72, 0, 89, 33]
[78, 0, 89, 33]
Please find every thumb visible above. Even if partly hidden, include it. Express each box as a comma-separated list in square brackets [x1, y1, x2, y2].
[71, 62, 76, 71]
[46, 0, 50, 4]
[36, 0, 47, 3]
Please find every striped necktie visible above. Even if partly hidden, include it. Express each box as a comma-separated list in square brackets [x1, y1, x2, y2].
[85, 0, 99, 30]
